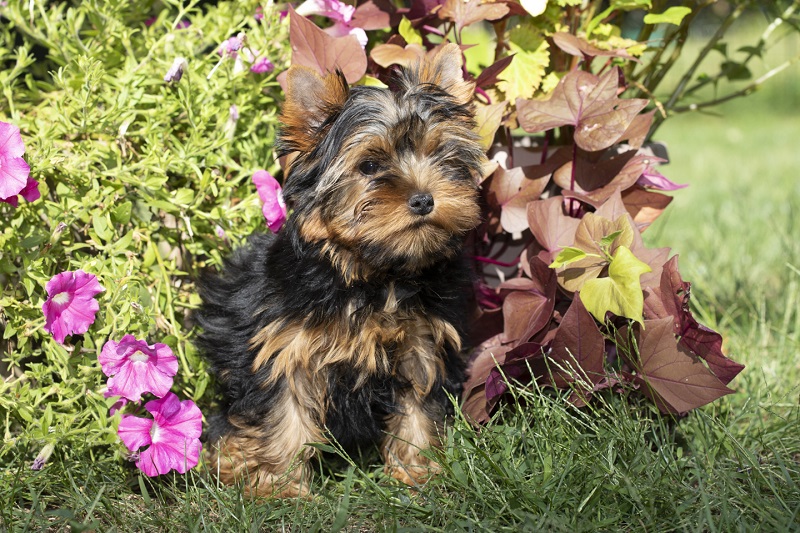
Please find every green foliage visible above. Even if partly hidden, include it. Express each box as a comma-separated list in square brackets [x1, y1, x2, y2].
[581, 245, 652, 324]
[0, 0, 288, 464]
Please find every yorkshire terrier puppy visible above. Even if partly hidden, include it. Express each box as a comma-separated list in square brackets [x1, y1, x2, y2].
[196, 44, 485, 497]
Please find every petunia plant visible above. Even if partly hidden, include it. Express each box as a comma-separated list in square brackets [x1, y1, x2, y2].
[0, 0, 288, 474]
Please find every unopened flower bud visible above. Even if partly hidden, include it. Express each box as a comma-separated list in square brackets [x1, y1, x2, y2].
[164, 57, 188, 83]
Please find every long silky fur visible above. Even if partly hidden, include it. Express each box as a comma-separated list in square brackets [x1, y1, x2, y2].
[195, 46, 485, 493]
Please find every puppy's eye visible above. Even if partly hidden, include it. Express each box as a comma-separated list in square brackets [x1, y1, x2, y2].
[359, 160, 380, 175]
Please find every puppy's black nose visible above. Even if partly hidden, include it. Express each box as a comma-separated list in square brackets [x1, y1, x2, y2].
[408, 193, 434, 216]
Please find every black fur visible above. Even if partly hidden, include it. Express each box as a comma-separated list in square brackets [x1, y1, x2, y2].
[195, 227, 470, 452]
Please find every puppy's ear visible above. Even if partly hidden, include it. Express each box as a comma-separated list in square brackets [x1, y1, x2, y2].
[280, 66, 350, 153]
[403, 43, 474, 105]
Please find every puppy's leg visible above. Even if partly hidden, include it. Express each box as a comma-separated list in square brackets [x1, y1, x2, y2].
[207, 376, 325, 498]
[382, 387, 443, 487]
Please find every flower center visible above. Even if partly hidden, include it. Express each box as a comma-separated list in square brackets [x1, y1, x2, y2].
[52, 291, 70, 304]
[129, 350, 149, 363]
[150, 420, 162, 443]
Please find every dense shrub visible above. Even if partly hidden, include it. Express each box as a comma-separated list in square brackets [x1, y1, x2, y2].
[0, 0, 288, 467]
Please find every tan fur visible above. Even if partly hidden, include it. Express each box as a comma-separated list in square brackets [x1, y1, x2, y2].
[251, 286, 460, 394]
[382, 390, 441, 487]
[207, 374, 325, 498]
[281, 67, 350, 154]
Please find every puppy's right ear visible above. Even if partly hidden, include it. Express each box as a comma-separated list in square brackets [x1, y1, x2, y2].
[279, 66, 350, 154]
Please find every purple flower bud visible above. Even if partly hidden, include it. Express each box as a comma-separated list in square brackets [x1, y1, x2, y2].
[164, 57, 188, 83]
[31, 443, 55, 470]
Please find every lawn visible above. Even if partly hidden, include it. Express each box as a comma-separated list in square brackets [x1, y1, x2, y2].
[2, 4, 800, 532]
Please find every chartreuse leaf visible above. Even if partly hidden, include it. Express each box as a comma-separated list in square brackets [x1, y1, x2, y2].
[550, 247, 589, 269]
[580, 245, 652, 324]
[497, 21, 549, 101]
[399, 17, 422, 46]
[599, 229, 623, 250]
[643, 6, 692, 26]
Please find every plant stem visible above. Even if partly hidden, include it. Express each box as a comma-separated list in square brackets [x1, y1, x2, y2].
[682, 2, 798, 99]
[670, 54, 800, 114]
[663, 2, 747, 112]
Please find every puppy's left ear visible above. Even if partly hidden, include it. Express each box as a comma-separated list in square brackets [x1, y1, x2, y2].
[411, 43, 474, 106]
[280, 66, 350, 153]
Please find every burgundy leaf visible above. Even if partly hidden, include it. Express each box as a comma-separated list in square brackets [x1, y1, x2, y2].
[527, 197, 581, 261]
[351, 0, 401, 30]
[475, 54, 515, 89]
[681, 321, 744, 386]
[437, 0, 509, 32]
[289, 6, 367, 84]
[488, 165, 551, 235]
[549, 294, 605, 389]
[462, 339, 511, 423]
[499, 257, 557, 344]
[622, 318, 734, 414]
[619, 110, 655, 149]
[644, 256, 745, 385]
[553, 149, 648, 203]
[487, 342, 546, 402]
[551, 32, 638, 61]
[370, 43, 426, 68]
[621, 186, 673, 230]
[516, 67, 649, 151]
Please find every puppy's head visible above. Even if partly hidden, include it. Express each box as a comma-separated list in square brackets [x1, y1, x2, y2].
[277, 44, 484, 274]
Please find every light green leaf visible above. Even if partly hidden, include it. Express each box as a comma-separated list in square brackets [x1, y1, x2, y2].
[497, 22, 550, 101]
[643, 6, 692, 26]
[580, 245, 652, 324]
[399, 17, 422, 46]
[550, 247, 588, 269]
[599, 230, 623, 250]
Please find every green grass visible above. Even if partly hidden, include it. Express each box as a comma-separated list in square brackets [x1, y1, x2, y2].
[3, 15, 800, 533]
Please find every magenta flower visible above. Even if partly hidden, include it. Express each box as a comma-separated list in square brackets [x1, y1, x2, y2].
[295, 0, 367, 47]
[253, 170, 287, 232]
[0, 121, 32, 204]
[104, 388, 129, 416]
[636, 164, 688, 191]
[117, 393, 203, 477]
[99, 335, 179, 402]
[42, 270, 104, 344]
[0, 177, 39, 207]
[250, 57, 275, 74]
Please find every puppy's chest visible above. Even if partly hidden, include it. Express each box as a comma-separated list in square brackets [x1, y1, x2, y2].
[251, 283, 461, 389]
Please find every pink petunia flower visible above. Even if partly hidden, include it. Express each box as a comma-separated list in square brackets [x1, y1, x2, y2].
[250, 56, 275, 74]
[99, 335, 179, 402]
[42, 270, 104, 344]
[117, 393, 203, 477]
[0, 121, 32, 203]
[104, 388, 129, 416]
[252, 170, 287, 232]
[0, 177, 40, 207]
[295, 0, 367, 47]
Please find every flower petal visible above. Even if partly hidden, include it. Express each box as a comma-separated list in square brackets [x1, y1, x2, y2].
[118, 415, 153, 451]
[0, 121, 26, 158]
[0, 156, 30, 199]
